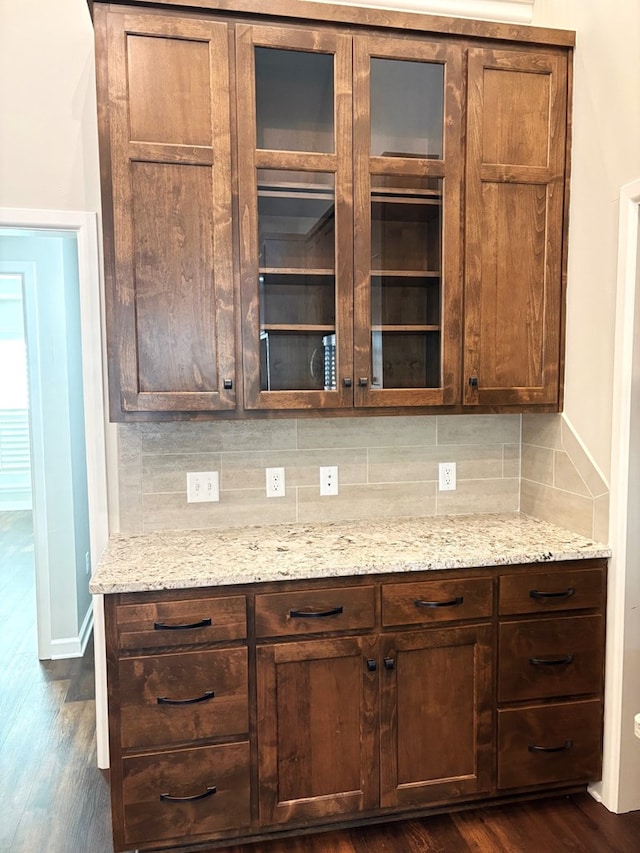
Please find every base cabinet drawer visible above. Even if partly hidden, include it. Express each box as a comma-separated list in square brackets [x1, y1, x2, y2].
[256, 585, 375, 637]
[119, 647, 249, 748]
[122, 742, 251, 846]
[498, 615, 603, 702]
[497, 700, 602, 789]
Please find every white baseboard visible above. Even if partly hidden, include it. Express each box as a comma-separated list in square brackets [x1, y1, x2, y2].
[50, 604, 94, 660]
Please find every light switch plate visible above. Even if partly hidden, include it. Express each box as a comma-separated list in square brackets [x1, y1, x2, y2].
[187, 471, 220, 503]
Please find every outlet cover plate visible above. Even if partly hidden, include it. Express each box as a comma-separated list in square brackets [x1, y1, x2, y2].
[438, 462, 456, 491]
[187, 471, 220, 503]
[320, 465, 339, 496]
[266, 467, 286, 498]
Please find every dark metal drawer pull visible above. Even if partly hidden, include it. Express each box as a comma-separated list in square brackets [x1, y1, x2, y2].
[528, 740, 573, 754]
[384, 657, 395, 671]
[529, 654, 575, 667]
[289, 606, 344, 619]
[367, 659, 377, 672]
[414, 596, 463, 608]
[160, 785, 217, 803]
[157, 690, 215, 706]
[529, 588, 576, 600]
[153, 617, 212, 631]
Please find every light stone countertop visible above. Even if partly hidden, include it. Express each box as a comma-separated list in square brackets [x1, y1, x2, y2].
[89, 513, 611, 594]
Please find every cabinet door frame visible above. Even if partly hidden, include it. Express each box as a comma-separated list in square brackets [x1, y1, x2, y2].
[463, 47, 568, 407]
[102, 11, 237, 415]
[256, 635, 379, 824]
[379, 623, 494, 806]
[352, 36, 464, 407]
[236, 24, 354, 410]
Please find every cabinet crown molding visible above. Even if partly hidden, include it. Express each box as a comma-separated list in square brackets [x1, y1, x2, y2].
[314, 0, 535, 25]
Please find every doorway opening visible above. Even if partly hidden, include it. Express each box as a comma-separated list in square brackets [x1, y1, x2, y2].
[0, 212, 108, 665]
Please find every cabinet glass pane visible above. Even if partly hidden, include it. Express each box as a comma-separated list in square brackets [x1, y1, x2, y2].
[258, 170, 336, 391]
[370, 178, 442, 389]
[370, 58, 443, 159]
[255, 48, 334, 153]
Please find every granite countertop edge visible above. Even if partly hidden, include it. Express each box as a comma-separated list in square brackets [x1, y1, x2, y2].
[89, 512, 611, 595]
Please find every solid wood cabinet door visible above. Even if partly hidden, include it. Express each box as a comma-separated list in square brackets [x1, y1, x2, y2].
[352, 37, 463, 407]
[256, 636, 378, 824]
[463, 47, 568, 407]
[379, 624, 493, 806]
[98, 10, 236, 415]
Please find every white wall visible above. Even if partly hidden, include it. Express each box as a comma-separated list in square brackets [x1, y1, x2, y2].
[532, 0, 640, 479]
[0, 0, 101, 213]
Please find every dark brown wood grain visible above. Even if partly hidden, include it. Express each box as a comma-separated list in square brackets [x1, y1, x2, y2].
[498, 614, 604, 702]
[463, 46, 568, 408]
[381, 576, 493, 626]
[499, 564, 606, 615]
[255, 585, 376, 637]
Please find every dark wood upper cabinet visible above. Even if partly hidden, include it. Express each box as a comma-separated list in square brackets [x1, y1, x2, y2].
[92, 1, 573, 419]
[98, 10, 237, 417]
[463, 47, 568, 407]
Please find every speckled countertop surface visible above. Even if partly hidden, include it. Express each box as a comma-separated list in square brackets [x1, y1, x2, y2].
[89, 513, 610, 594]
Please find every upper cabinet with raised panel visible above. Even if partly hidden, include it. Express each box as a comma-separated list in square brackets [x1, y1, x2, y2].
[90, 0, 574, 420]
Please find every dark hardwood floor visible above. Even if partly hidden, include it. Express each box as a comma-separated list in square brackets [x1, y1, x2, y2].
[1, 509, 639, 852]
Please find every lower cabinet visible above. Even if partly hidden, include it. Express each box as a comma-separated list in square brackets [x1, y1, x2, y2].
[104, 560, 606, 852]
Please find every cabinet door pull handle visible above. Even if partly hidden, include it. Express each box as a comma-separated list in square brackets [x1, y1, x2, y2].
[384, 657, 395, 671]
[358, 377, 368, 387]
[160, 785, 217, 803]
[414, 596, 463, 608]
[366, 659, 377, 672]
[529, 654, 574, 667]
[528, 740, 573, 754]
[223, 379, 233, 390]
[157, 690, 215, 706]
[468, 376, 479, 388]
[153, 617, 212, 631]
[343, 377, 352, 388]
[529, 588, 576, 600]
[289, 606, 344, 619]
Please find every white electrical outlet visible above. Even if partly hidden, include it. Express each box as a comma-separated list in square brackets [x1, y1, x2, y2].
[187, 471, 220, 503]
[438, 462, 456, 491]
[266, 467, 286, 498]
[320, 465, 339, 496]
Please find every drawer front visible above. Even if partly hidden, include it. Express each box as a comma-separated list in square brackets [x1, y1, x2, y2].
[122, 741, 250, 846]
[499, 566, 604, 616]
[255, 585, 375, 637]
[498, 699, 602, 789]
[498, 614, 604, 702]
[116, 595, 247, 650]
[382, 577, 493, 626]
[119, 647, 249, 749]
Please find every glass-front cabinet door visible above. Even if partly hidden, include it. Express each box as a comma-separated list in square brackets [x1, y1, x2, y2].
[236, 25, 353, 409]
[353, 38, 463, 407]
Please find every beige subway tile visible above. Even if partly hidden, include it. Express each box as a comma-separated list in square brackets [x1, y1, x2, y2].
[593, 493, 610, 544]
[435, 478, 519, 516]
[143, 489, 297, 532]
[561, 419, 608, 497]
[368, 445, 503, 484]
[221, 448, 367, 490]
[297, 482, 436, 524]
[297, 416, 437, 449]
[521, 444, 554, 485]
[436, 414, 520, 445]
[521, 413, 562, 449]
[140, 419, 297, 455]
[520, 480, 593, 538]
[117, 424, 143, 533]
[503, 444, 521, 478]
[142, 452, 222, 494]
[554, 451, 590, 496]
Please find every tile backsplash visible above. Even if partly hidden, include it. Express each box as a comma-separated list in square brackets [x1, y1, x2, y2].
[116, 413, 609, 542]
[117, 415, 521, 534]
